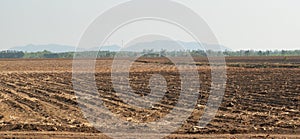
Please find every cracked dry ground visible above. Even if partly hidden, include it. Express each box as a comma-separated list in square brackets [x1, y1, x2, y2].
[0, 58, 299, 138]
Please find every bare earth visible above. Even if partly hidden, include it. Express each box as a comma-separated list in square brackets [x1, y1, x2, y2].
[0, 132, 299, 139]
[0, 57, 299, 138]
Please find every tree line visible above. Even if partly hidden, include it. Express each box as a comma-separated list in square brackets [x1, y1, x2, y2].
[0, 49, 299, 58]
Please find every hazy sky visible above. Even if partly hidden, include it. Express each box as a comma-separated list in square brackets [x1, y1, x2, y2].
[0, 0, 299, 51]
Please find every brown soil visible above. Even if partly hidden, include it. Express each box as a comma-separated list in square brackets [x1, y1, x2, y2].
[0, 57, 299, 138]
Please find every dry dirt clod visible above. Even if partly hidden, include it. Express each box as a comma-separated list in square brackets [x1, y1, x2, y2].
[227, 102, 235, 107]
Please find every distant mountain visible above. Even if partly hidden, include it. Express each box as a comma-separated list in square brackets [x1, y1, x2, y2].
[10, 41, 231, 53]
[120, 40, 232, 52]
[10, 44, 77, 53]
[10, 44, 120, 53]
[88, 45, 121, 52]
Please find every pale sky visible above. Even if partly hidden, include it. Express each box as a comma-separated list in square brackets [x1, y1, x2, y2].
[0, 0, 299, 51]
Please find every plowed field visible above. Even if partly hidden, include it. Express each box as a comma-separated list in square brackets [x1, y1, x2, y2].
[0, 57, 299, 138]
